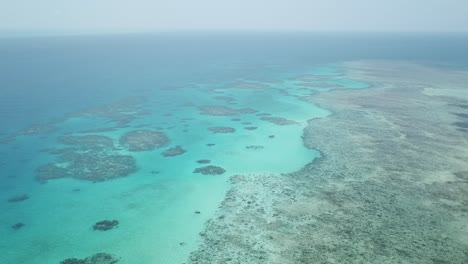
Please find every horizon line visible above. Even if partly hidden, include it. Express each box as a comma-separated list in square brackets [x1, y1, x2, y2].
[1, 29, 468, 39]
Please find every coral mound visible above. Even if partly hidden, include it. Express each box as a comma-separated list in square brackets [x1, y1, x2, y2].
[119, 130, 169, 151]
[199, 105, 257, 116]
[208, 127, 235, 133]
[36, 134, 137, 183]
[60, 253, 119, 264]
[11, 222, 25, 230]
[162, 146, 186, 157]
[260, 116, 298, 125]
[7, 194, 29, 203]
[93, 220, 119, 231]
[193, 165, 226, 175]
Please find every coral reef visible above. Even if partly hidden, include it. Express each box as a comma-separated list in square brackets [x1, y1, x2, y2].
[36, 134, 137, 183]
[193, 165, 226, 175]
[60, 258, 85, 264]
[208, 127, 235, 134]
[196, 159, 211, 164]
[66, 96, 148, 126]
[60, 253, 119, 264]
[244, 126, 257, 130]
[7, 194, 29, 203]
[59, 135, 115, 150]
[199, 105, 257, 116]
[119, 130, 169, 151]
[260, 116, 298, 125]
[245, 145, 264, 150]
[37, 154, 136, 183]
[223, 81, 270, 90]
[11, 222, 25, 230]
[213, 96, 236, 103]
[93, 220, 119, 231]
[189, 62, 468, 264]
[162, 146, 186, 157]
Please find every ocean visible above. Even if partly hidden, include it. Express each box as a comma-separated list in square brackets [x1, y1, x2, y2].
[1, 32, 468, 264]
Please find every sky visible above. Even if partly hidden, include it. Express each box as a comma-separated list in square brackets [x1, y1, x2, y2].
[0, 0, 468, 34]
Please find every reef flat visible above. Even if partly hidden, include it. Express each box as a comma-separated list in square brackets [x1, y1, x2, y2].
[189, 61, 468, 263]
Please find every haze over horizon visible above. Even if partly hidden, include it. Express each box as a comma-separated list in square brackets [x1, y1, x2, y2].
[1, 0, 468, 36]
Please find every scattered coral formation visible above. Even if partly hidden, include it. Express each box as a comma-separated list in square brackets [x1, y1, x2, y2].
[260, 116, 298, 125]
[223, 81, 270, 90]
[36, 135, 137, 183]
[199, 105, 257, 116]
[162, 146, 186, 157]
[213, 96, 236, 103]
[11, 222, 25, 230]
[60, 253, 119, 264]
[37, 154, 136, 183]
[66, 96, 148, 126]
[193, 165, 226, 175]
[59, 135, 115, 150]
[208, 127, 235, 134]
[196, 159, 211, 164]
[119, 130, 169, 151]
[244, 126, 257, 130]
[245, 145, 264, 150]
[7, 194, 29, 203]
[93, 220, 119, 231]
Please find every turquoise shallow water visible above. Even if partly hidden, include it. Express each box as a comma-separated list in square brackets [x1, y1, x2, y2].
[1, 33, 467, 264]
[0, 64, 359, 263]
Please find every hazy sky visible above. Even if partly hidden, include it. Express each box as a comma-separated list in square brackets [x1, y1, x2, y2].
[1, 0, 468, 34]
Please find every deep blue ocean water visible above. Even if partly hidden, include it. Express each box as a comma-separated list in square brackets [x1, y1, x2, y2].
[1, 33, 468, 133]
[1, 32, 468, 264]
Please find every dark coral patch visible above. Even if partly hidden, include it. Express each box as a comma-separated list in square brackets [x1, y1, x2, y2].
[93, 220, 119, 231]
[196, 159, 211, 164]
[199, 105, 257, 116]
[246, 145, 264, 150]
[36, 154, 136, 183]
[199, 106, 238, 116]
[11, 222, 25, 230]
[208, 127, 235, 133]
[86, 253, 120, 264]
[119, 130, 169, 151]
[60, 253, 119, 264]
[206, 143, 216, 147]
[213, 96, 236, 103]
[36, 164, 68, 181]
[59, 135, 115, 150]
[162, 146, 186, 157]
[7, 194, 29, 203]
[260, 116, 298, 125]
[193, 165, 226, 175]
[60, 258, 86, 264]
[244, 127, 258, 130]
